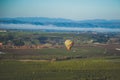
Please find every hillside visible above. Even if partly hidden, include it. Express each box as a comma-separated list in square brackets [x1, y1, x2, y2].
[0, 17, 120, 29]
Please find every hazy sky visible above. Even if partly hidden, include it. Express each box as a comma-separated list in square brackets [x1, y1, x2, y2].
[0, 0, 120, 20]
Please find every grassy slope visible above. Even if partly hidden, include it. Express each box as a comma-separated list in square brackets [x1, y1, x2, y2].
[0, 58, 120, 80]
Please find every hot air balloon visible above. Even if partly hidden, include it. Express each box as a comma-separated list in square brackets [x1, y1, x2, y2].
[64, 40, 74, 50]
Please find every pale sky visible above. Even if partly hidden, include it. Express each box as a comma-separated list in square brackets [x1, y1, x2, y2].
[0, 0, 120, 20]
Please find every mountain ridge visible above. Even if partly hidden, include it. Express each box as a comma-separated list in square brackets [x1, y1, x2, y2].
[0, 17, 120, 29]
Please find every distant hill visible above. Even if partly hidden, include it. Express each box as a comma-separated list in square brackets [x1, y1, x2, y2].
[0, 17, 120, 29]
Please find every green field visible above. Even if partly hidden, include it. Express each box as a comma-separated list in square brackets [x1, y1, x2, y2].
[0, 47, 113, 60]
[0, 58, 120, 80]
[0, 44, 120, 80]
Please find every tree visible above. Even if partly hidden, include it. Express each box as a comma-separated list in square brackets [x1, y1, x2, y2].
[13, 39, 25, 46]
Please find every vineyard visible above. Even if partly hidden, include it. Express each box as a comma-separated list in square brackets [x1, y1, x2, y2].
[0, 58, 120, 80]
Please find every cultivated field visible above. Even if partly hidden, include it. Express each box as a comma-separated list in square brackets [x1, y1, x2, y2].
[0, 58, 120, 80]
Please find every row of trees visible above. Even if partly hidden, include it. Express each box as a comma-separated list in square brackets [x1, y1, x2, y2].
[0, 32, 63, 46]
[0, 32, 120, 46]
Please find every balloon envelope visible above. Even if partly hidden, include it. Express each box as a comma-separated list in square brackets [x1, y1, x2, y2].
[64, 40, 74, 50]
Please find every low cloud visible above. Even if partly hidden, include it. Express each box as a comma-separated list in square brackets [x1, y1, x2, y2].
[0, 23, 120, 32]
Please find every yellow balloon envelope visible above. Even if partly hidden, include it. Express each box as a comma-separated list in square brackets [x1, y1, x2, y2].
[64, 40, 74, 50]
